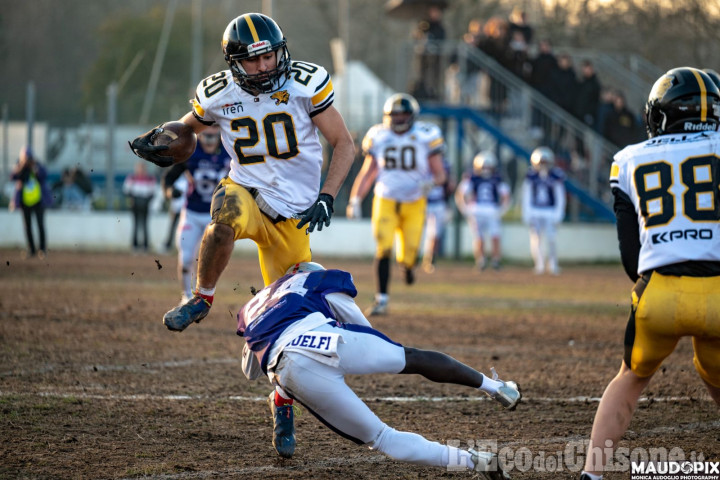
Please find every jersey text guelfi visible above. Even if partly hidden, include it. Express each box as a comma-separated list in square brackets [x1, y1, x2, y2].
[191, 61, 335, 218]
[362, 121, 445, 202]
[610, 131, 720, 273]
[237, 270, 357, 374]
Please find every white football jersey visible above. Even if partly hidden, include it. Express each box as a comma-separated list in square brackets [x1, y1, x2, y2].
[191, 61, 335, 218]
[362, 121, 445, 202]
[610, 131, 720, 273]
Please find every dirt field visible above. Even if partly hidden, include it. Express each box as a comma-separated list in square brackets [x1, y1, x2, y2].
[1, 248, 717, 479]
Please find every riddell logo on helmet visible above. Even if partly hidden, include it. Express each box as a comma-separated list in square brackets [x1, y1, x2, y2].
[250, 40, 270, 50]
[684, 122, 717, 131]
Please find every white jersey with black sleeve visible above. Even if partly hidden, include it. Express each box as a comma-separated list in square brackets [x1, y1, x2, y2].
[191, 61, 335, 218]
[362, 121, 445, 203]
[609, 131, 720, 274]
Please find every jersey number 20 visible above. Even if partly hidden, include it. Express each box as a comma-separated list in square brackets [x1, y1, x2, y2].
[231, 113, 299, 164]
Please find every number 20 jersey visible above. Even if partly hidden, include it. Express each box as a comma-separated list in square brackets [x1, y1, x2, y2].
[362, 122, 445, 203]
[191, 61, 334, 218]
[610, 131, 720, 273]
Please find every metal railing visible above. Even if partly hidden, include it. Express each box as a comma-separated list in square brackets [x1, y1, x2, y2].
[399, 40, 623, 217]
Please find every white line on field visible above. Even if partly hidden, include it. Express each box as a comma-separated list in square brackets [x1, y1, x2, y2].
[0, 390, 713, 403]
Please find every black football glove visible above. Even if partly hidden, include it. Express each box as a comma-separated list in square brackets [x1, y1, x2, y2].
[128, 125, 173, 167]
[296, 193, 334, 233]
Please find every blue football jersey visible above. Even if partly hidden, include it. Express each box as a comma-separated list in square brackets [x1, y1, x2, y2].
[468, 174, 506, 206]
[237, 270, 358, 373]
[184, 145, 230, 213]
[524, 168, 565, 208]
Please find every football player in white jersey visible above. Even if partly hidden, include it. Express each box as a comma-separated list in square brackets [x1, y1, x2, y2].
[455, 151, 511, 271]
[240, 262, 519, 479]
[521, 146, 566, 275]
[346, 93, 446, 316]
[580, 67, 720, 480]
[129, 13, 355, 459]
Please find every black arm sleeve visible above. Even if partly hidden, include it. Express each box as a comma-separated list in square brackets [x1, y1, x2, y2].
[162, 163, 187, 190]
[613, 187, 641, 282]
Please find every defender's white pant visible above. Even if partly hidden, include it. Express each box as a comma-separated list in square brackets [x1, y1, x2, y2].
[273, 322, 472, 470]
[176, 209, 210, 298]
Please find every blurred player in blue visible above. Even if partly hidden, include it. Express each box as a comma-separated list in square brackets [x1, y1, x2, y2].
[580, 67, 720, 480]
[521, 146, 565, 275]
[421, 157, 454, 273]
[162, 125, 230, 303]
[455, 151, 511, 271]
[239, 262, 520, 479]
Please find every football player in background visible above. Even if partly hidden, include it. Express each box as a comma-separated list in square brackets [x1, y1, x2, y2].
[130, 13, 355, 459]
[162, 124, 230, 303]
[421, 157, 454, 273]
[346, 93, 446, 316]
[521, 146, 565, 275]
[580, 67, 720, 480]
[240, 262, 520, 479]
[455, 151, 511, 271]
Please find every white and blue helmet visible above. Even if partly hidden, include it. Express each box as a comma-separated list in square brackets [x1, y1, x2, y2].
[286, 262, 325, 275]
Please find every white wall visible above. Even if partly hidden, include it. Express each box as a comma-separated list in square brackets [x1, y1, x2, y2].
[0, 210, 620, 262]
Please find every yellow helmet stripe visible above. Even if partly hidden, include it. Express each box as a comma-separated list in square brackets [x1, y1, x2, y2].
[691, 69, 708, 121]
[245, 15, 260, 43]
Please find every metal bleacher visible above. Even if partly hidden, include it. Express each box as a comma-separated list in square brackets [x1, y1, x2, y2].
[394, 39, 662, 223]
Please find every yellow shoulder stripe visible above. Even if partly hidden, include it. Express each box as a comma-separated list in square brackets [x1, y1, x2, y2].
[610, 163, 620, 180]
[429, 137, 444, 149]
[192, 98, 205, 117]
[312, 79, 333, 106]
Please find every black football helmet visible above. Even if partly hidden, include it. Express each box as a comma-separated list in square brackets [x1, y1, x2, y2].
[645, 67, 720, 138]
[222, 13, 291, 94]
[704, 69, 720, 90]
[383, 93, 420, 133]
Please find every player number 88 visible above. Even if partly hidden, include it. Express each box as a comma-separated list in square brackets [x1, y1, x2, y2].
[634, 155, 720, 227]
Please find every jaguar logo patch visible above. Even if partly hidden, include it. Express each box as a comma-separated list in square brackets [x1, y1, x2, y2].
[271, 90, 290, 105]
[651, 75, 674, 100]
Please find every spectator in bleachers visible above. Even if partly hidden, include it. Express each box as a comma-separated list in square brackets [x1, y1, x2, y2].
[506, 30, 532, 83]
[123, 161, 157, 254]
[446, 19, 486, 106]
[508, 7, 533, 44]
[595, 87, 618, 135]
[478, 17, 510, 115]
[550, 54, 578, 114]
[602, 91, 643, 148]
[410, 6, 446, 102]
[573, 60, 601, 130]
[530, 39, 558, 100]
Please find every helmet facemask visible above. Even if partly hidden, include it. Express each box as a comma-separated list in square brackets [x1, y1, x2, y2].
[383, 94, 420, 134]
[226, 44, 291, 94]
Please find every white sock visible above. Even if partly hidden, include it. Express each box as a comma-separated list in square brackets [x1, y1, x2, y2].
[581, 472, 602, 480]
[479, 374, 504, 395]
[376, 293, 388, 303]
[196, 286, 216, 296]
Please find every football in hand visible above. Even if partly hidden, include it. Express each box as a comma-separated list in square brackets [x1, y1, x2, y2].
[152, 121, 197, 164]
